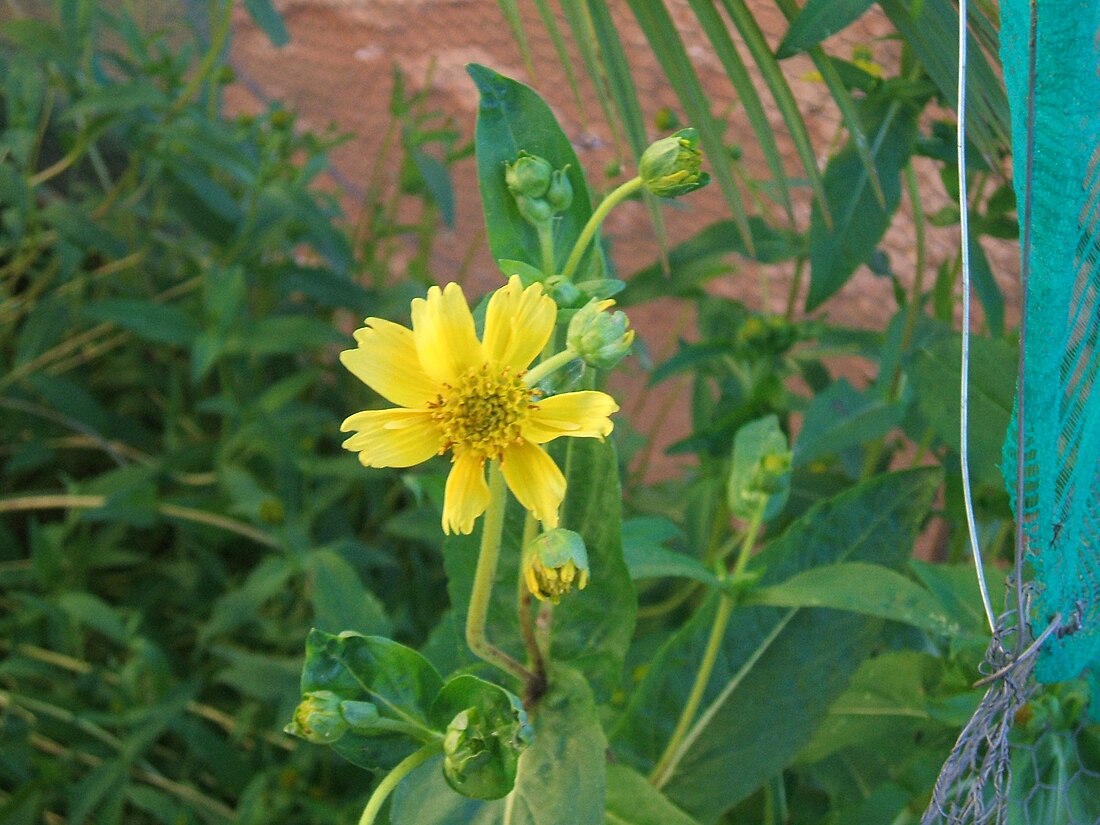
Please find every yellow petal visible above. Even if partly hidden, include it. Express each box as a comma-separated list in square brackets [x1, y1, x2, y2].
[522, 391, 619, 444]
[442, 450, 490, 534]
[482, 276, 555, 370]
[339, 318, 439, 408]
[500, 440, 565, 528]
[411, 283, 482, 386]
[340, 409, 441, 467]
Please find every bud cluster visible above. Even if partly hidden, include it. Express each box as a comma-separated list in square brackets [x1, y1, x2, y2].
[505, 151, 573, 227]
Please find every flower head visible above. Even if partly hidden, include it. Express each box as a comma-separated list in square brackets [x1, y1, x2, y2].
[340, 277, 619, 534]
[522, 528, 590, 603]
[639, 128, 710, 198]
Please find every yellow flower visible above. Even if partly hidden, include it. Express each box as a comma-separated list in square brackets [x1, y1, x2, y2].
[339, 276, 619, 534]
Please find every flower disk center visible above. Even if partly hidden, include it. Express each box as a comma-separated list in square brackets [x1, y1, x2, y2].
[429, 364, 531, 459]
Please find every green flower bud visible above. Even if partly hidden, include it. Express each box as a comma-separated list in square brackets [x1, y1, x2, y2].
[505, 151, 553, 199]
[514, 194, 554, 226]
[442, 704, 533, 800]
[639, 127, 710, 198]
[545, 167, 573, 212]
[285, 690, 348, 744]
[566, 299, 635, 369]
[523, 528, 589, 604]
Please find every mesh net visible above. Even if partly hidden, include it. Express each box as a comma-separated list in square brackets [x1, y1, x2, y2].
[924, 1, 1100, 820]
[999, 0, 1100, 686]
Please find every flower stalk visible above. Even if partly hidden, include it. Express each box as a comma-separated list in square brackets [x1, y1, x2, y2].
[358, 739, 444, 825]
[649, 498, 767, 788]
[465, 461, 535, 685]
[559, 176, 644, 283]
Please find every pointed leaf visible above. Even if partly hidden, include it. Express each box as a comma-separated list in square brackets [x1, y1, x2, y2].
[776, 0, 876, 58]
[612, 468, 941, 820]
[743, 561, 961, 635]
[468, 64, 599, 277]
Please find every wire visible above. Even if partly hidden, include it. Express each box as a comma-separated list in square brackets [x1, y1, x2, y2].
[956, 0, 997, 636]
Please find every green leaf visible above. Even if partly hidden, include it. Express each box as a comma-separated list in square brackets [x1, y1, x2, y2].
[243, 0, 290, 47]
[742, 562, 961, 635]
[795, 650, 950, 765]
[612, 468, 942, 820]
[238, 315, 344, 355]
[431, 674, 532, 800]
[298, 629, 443, 770]
[776, 0, 876, 58]
[907, 334, 1016, 485]
[83, 300, 199, 347]
[443, 439, 634, 699]
[199, 556, 293, 645]
[807, 92, 919, 309]
[604, 764, 701, 825]
[622, 544, 719, 587]
[967, 235, 1004, 337]
[468, 64, 599, 276]
[793, 378, 906, 467]
[56, 591, 130, 643]
[391, 668, 606, 825]
[306, 549, 393, 637]
[909, 559, 1004, 638]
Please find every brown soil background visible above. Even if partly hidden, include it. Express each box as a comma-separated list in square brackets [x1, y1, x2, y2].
[30, 1, 1024, 480]
[225, 1, 1016, 481]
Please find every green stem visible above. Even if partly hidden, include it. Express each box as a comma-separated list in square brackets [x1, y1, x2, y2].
[524, 348, 578, 387]
[785, 256, 807, 320]
[465, 461, 534, 685]
[559, 176, 644, 282]
[537, 221, 556, 279]
[357, 739, 444, 825]
[650, 502, 766, 787]
[517, 512, 546, 680]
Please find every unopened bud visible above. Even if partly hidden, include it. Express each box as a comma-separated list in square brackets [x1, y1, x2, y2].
[566, 299, 635, 369]
[505, 152, 553, 199]
[523, 528, 590, 604]
[639, 128, 710, 198]
[545, 167, 573, 212]
[285, 690, 348, 744]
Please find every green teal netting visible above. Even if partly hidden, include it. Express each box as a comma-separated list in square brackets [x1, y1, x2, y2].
[1000, 0, 1100, 693]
